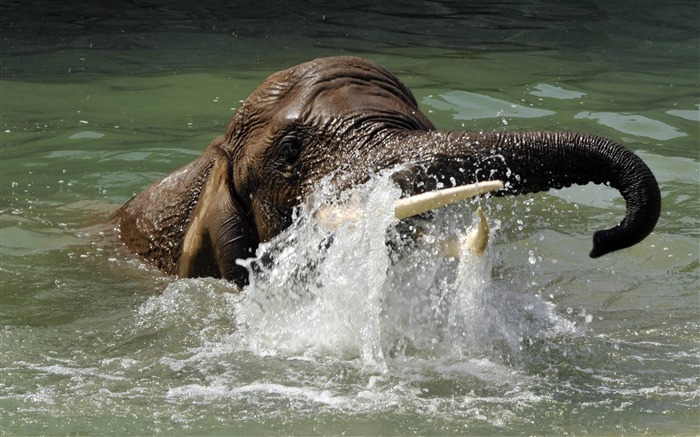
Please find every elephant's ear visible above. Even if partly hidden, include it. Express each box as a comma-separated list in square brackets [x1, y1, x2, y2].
[177, 148, 257, 286]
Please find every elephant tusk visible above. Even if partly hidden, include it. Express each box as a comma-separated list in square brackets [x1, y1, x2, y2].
[440, 207, 490, 258]
[316, 180, 504, 229]
[393, 180, 503, 220]
[316, 193, 491, 258]
[464, 207, 490, 255]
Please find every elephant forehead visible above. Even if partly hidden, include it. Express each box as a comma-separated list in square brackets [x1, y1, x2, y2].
[306, 80, 418, 117]
[251, 57, 421, 118]
[257, 85, 412, 128]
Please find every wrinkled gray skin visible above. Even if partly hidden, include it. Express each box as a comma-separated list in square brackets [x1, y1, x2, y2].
[112, 56, 661, 287]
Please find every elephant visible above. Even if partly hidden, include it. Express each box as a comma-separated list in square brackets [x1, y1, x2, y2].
[111, 56, 661, 288]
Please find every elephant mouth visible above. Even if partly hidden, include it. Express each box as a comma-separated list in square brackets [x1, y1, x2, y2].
[314, 180, 503, 257]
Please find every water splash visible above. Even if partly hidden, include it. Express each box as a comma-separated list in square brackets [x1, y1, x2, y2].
[235, 170, 576, 372]
[236, 172, 399, 370]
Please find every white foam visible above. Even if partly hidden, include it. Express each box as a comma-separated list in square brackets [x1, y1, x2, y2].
[234, 171, 576, 372]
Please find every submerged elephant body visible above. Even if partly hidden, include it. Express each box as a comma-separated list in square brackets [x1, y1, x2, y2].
[112, 56, 661, 287]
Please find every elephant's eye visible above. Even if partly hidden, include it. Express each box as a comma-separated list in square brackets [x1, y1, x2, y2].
[276, 137, 303, 168]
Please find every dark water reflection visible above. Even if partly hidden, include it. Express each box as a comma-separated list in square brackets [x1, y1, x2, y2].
[4, 1, 698, 79]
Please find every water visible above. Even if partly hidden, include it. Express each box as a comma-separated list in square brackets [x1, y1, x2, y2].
[2, 1, 698, 435]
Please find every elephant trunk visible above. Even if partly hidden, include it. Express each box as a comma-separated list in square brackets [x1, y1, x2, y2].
[382, 130, 661, 258]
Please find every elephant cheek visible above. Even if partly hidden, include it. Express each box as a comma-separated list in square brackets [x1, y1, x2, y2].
[251, 197, 285, 243]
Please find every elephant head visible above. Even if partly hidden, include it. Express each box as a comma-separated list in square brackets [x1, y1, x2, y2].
[112, 56, 661, 287]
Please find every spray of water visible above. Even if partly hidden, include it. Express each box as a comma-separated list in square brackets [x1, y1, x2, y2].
[235, 169, 577, 373]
